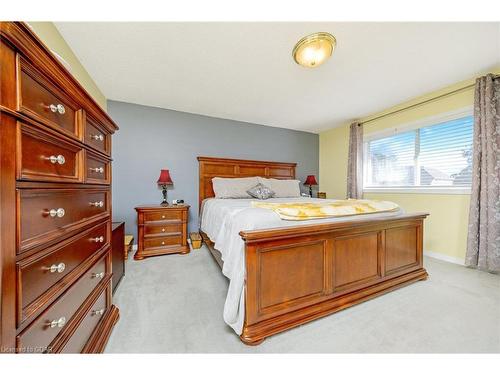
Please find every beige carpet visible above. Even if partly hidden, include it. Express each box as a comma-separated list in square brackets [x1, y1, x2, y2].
[105, 246, 500, 353]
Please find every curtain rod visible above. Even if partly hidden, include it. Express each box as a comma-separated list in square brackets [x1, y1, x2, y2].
[360, 73, 500, 126]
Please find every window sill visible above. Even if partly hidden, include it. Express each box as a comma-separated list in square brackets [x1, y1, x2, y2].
[363, 187, 471, 195]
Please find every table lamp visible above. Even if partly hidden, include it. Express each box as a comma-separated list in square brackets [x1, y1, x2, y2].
[157, 169, 173, 205]
[304, 175, 318, 198]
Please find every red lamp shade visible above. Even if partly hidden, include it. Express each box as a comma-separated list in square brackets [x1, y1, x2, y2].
[304, 175, 318, 186]
[157, 169, 173, 185]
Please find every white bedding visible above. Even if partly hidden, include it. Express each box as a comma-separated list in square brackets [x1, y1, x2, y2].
[199, 197, 404, 335]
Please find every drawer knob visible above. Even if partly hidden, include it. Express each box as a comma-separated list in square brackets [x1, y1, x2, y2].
[90, 201, 104, 208]
[49, 208, 65, 218]
[48, 262, 66, 273]
[89, 167, 104, 174]
[92, 308, 106, 316]
[91, 236, 105, 243]
[161, 215, 166, 219]
[45, 154, 66, 165]
[49, 103, 66, 114]
[92, 272, 105, 279]
[161, 228, 166, 232]
[48, 316, 66, 329]
[91, 134, 104, 142]
[161, 241, 165, 245]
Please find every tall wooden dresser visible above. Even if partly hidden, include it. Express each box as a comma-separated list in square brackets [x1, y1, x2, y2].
[0, 22, 119, 353]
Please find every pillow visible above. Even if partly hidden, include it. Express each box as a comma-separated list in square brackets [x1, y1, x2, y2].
[212, 177, 259, 198]
[258, 177, 301, 198]
[247, 183, 275, 200]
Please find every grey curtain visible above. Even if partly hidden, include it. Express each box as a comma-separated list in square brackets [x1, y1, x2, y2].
[465, 74, 500, 273]
[347, 121, 363, 199]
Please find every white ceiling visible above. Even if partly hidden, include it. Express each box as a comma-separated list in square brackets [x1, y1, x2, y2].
[55, 22, 500, 133]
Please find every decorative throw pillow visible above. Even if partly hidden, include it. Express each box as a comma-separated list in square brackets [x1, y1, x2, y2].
[212, 177, 259, 198]
[247, 183, 276, 200]
[258, 177, 301, 198]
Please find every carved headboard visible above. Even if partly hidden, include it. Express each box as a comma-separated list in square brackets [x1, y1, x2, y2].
[197, 156, 297, 209]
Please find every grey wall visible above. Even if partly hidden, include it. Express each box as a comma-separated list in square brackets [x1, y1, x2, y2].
[109, 100, 319, 237]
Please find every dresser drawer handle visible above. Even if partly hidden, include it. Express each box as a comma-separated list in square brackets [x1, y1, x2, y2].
[91, 134, 104, 142]
[49, 208, 65, 218]
[89, 201, 104, 208]
[48, 316, 66, 329]
[161, 241, 165, 245]
[161, 215, 166, 219]
[44, 154, 66, 165]
[49, 103, 66, 114]
[91, 236, 105, 243]
[47, 262, 66, 273]
[92, 308, 106, 316]
[89, 167, 104, 173]
[161, 228, 166, 232]
[92, 272, 105, 279]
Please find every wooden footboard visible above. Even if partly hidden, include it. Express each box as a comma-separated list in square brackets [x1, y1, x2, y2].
[238, 213, 428, 345]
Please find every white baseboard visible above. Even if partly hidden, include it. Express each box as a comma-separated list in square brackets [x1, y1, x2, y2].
[424, 250, 464, 265]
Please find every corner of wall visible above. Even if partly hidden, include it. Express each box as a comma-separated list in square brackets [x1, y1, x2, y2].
[319, 122, 349, 199]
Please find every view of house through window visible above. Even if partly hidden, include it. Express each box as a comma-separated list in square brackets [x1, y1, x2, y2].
[364, 115, 474, 189]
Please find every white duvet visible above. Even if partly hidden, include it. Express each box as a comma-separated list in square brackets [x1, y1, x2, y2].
[199, 197, 404, 335]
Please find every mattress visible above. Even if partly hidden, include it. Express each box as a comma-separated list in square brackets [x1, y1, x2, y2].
[199, 197, 404, 335]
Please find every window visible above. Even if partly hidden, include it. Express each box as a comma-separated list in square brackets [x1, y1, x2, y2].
[363, 113, 473, 192]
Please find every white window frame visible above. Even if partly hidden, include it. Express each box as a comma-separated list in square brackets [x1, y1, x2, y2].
[363, 106, 473, 195]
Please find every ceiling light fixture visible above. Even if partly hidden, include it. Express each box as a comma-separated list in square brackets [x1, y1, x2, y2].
[292, 32, 336, 68]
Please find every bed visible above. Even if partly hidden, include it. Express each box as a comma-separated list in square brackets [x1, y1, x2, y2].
[198, 156, 428, 345]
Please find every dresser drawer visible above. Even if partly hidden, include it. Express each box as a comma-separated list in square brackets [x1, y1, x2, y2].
[84, 116, 110, 156]
[86, 152, 110, 184]
[143, 210, 183, 223]
[18, 57, 81, 138]
[144, 235, 182, 249]
[17, 256, 107, 353]
[144, 223, 183, 236]
[17, 222, 109, 320]
[60, 287, 108, 353]
[18, 189, 109, 253]
[18, 122, 83, 183]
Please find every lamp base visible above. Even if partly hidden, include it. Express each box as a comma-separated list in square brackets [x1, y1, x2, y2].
[160, 185, 169, 206]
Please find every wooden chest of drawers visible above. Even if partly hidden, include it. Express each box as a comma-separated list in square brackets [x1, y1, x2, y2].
[0, 22, 119, 353]
[134, 205, 190, 260]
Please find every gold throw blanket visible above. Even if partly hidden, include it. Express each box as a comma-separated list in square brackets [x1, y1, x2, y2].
[251, 199, 399, 221]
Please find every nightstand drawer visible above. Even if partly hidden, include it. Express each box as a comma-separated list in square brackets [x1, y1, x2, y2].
[143, 210, 183, 223]
[144, 223, 183, 236]
[144, 235, 182, 249]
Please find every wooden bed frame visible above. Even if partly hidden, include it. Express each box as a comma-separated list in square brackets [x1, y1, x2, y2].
[198, 156, 428, 345]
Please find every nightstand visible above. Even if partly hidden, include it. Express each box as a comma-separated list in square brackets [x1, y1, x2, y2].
[134, 205, 190, 260]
